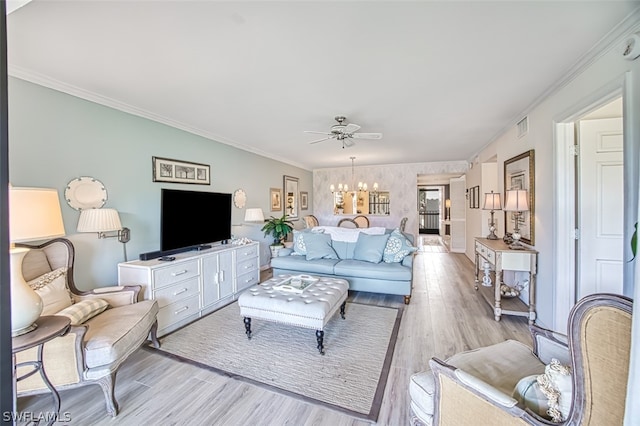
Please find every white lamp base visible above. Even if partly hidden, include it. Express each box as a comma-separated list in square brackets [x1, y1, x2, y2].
[10, 247, 43, 336]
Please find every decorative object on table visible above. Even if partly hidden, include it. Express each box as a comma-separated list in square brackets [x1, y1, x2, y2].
[500, 280, 528, 298]
[64, 176, 107, 210]
[9, 187, 66, 336]
[271, 274, 319, 293]
[482, 190, 502, 240]
[233, 189, 247, 208]
[503, 232, 514, 245]
[231, 237, 254, 246]
[152, 156, 210, 185]
[270, 187, 282, 211]
[283, 175, 299, 219]
[261, 213, 294, 256]
[482, 260, 493, 287]
[300, 191, 309, 210]
[504, 189, 529, 249]
[504, 149, 535, 244]
[76, 208, 131, 261]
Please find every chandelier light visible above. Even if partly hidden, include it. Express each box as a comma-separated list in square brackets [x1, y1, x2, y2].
[330, 157, 378, 195]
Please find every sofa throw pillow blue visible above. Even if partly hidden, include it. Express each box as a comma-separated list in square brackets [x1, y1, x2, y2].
[383, 228, 418, 263]
[353, 233, 390, 263]
[305, 233, 338, 260]
[292, 230, 308, 256]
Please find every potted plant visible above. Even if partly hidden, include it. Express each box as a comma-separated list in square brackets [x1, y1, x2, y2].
[261, 214, 294, 257]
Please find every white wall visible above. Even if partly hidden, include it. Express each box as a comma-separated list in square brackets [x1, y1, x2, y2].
[313, 161, 467, 239]
[468, 15, 640, 329]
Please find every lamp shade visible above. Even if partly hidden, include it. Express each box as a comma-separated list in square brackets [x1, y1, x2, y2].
[9, 187, 65, 242]
[445, 199, 451, 208]
[77, 208, 122, 232]
[244, 208, 265, 223]
[482, 191, 502, 211]
[504, 189, 529, 212]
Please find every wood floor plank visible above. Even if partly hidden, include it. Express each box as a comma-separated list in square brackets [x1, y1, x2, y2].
[16, 247, 531, 425]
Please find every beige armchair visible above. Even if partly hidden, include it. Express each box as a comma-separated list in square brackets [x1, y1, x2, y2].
[15, 238, 159, 417]
[410, 293, 632, 425]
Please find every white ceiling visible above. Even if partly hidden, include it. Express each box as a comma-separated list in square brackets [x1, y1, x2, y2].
[6, 1, 639, 170]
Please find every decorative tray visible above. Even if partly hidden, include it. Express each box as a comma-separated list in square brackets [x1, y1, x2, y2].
[272, 275, 318, 294]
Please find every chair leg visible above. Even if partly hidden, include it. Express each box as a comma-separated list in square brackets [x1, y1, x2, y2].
[97, 372, 119, 417]
[149, 321, 161, 348]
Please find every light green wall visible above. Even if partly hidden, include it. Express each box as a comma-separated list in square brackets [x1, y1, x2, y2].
[8, 77, 311, 288]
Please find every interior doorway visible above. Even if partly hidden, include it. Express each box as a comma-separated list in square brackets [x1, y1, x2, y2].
[555, 93, 624, 331]
[418, 187, 443, 234]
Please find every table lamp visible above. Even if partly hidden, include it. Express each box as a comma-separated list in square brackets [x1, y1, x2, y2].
[9, 187, 65, 336]
[482, 191, 502, 240]
[244, 208, 265, 223]
[504, 189, 529, 250]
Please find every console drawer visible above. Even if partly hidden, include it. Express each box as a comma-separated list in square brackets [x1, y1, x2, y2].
[236, 269, 260, 292]
[154, 277, 200, 308]
[158, 295, 200, 330]
[236, 245, 258, 260]
[237, 257, 258, 275]
[153, 260, 199, 289]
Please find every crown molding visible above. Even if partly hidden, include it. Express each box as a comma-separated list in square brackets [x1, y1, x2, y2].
[8, 65, 312, 171]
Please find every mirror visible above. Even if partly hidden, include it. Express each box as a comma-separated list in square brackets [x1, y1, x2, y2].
[333, 190, 390, 215]
[283, 175, 299, 220]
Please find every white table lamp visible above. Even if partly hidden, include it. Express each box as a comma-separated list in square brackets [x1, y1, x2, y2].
[244, 208, 265, 223]
[504, 189, 529, 250]
[9, 187, 66, 336]
[482, 191, 502, 240]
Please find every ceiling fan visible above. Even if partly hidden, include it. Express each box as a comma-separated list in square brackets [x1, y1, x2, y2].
[305, 116, 382, 148]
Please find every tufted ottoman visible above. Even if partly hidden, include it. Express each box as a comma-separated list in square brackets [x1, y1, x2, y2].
[237, 275, 349, 355]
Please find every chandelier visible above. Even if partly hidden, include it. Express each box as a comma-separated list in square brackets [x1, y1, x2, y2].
[330, 157, 378, 195]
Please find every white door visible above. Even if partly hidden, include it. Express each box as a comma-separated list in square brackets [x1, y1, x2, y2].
[578, 117, 624, 298]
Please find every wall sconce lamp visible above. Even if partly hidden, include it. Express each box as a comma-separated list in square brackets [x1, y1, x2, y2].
[482, 191, 502, 240]
[503, 189, 529, 249]
[444, 198, 451, 220]
[77, 208, 131, 260]
[244, 208, 265, 223]
[9, 187, 66, 335]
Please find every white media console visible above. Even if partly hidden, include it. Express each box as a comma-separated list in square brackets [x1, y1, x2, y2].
[118, 241, 260, 336]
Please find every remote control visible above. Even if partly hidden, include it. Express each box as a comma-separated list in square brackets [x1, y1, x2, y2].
[159, 256, 176, 261]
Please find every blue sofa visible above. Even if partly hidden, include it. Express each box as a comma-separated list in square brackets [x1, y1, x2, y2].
[271, 227, 416, 304]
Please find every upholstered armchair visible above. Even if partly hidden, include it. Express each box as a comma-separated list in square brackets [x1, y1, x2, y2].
[15, 238, 159, 417]
[410, 293, 632, 425]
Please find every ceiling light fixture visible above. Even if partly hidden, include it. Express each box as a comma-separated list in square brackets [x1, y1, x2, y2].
[330, 157, 378, 196]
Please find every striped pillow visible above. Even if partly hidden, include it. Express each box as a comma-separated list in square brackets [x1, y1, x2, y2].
[55, 298, 109, 325]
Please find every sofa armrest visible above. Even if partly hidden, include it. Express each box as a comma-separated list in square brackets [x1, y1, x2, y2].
[529, 324, 570, 365]
[16, 325, 88, 393]
[74, 285, 141, 307]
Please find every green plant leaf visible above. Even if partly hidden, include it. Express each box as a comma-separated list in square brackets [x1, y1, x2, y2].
[631, 222, 638, 261]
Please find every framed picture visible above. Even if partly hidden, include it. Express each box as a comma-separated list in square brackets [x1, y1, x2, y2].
[152, 157, 210, 185]
[504, 149, 535, 245]
[469, 188, 474, 209]
[300, 191, 308, 210]
[283, 175, 299, 220]
[270, 187, 282, 211]
[474, 186, 480, 208]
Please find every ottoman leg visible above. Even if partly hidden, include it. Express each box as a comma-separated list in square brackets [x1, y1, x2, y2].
[340, 301, 346, 319]
[244, 317, 252, 340]
[316, 330, 325, 355]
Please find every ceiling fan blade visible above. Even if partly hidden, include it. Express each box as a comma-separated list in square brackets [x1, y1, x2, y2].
[351, 132, 382, 140]
[343, 139, 356, 148]
[309, 136, 335, 144]
[343, 123, 361, 133]
[304, 130, 332, 135]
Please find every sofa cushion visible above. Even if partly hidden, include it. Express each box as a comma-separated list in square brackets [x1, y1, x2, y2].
[331, 240, 357, 260]
[353, 233, 390, 263]
[305, 233, 338, 260]
[271, 255, 340, 275]
[383, 228, 418, 263]
[28, 267, 73, 315]
[333, 259, 412, 281]
[83, 299, 158, 368]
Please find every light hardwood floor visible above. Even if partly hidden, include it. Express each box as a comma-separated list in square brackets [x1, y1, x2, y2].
[17, 248, 532, 425]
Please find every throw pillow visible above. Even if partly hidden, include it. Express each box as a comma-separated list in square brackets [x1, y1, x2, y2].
[383, 228, 418, 263]
[513, 359, 572, 422]
[55, 298, 109, 325]
[353, 233, 390, 263]
[28, 267, 73, 316]
[304, 233, 338, 260]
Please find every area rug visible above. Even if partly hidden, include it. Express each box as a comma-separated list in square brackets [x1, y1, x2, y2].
[152, 301, 402, 421]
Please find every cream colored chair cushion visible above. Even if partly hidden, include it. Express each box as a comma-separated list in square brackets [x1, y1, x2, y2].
[410, 340, 546, 424]
[83, 300, 158, 370]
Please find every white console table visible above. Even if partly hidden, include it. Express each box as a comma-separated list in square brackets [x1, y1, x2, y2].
[118, 242, 259, 336]
[474, 237, 537, 324]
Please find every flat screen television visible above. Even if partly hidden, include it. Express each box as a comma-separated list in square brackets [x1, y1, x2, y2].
[161, 189, 232, 253]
